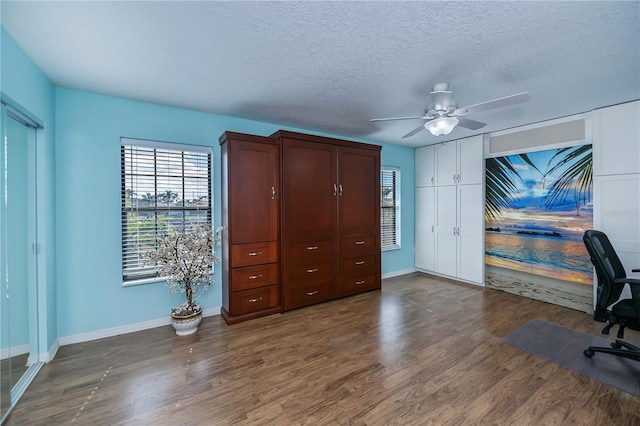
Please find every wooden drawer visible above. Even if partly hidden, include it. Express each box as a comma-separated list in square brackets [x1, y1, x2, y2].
[288, 240, 333, 264]
[284, 281, 335, 310]
[231, 263, 278, 292]
[289, 262, 333, 285]
[231, 241, 277, 267]
[230, 285, 279, 316]
[338, 273, 379, 297]
[341, 235, 378, 256]
[340, 255, 377, 276]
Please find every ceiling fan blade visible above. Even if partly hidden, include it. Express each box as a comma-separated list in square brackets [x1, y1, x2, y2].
[370, 116, 427, 122]
[456, 117, 487, 130]
[453, 92, 531, 116]
[401, 124, 426, 139]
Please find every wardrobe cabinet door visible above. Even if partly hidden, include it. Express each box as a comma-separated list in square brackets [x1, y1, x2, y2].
[228, 140, 279, 244]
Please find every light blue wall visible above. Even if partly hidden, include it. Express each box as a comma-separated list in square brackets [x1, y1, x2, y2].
[56, 88, 416, 337]
[1, 27, 57, 353]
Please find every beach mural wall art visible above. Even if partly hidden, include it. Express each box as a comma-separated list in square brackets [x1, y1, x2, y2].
[485, 144, 594, 312]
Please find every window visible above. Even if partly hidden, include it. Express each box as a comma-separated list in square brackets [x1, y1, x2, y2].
[381, 166, 401, 250]
[121, 138, 212, 284]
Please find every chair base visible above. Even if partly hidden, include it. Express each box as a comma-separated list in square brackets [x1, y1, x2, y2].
[583, 339, 640, 362]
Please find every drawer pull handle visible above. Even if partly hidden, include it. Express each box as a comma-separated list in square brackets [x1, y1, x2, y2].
[306, 290, 319, 296]
[355, 241, 365, 245]
[355, 260, 365, 265]
[248, 274, 262, 280]
[306, 268, 318, 273]
[248, 251, 262, 256]
[306, 246, 318, 250]
[356, 280, 366, 285]
[248, 297, 263, 303]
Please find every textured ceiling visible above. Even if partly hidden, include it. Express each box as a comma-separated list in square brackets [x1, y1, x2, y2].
[2, 1, 639, 147]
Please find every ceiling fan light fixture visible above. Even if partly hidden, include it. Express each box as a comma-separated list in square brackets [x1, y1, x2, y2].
[424, 116, 459, 136]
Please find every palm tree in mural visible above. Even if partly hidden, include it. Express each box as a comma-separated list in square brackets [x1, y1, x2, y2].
[543, 145, 592, 215]
[485, 154, 540, 221]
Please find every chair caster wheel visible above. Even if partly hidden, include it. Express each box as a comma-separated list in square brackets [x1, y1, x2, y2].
[584, 349, 594, 358]
[611, 341, 622, 349]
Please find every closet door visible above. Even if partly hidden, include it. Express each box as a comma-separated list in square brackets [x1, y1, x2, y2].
[415, 186, 435, 271]
[435, 185, 457, 276]
[282, 138, 338, 309]
[337, 146, 381, 296]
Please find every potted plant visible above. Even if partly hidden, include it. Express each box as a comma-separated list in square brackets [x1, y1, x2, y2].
[151, 222, 222, 336]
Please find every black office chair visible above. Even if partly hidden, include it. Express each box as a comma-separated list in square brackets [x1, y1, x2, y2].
[582, 230, 640, 362]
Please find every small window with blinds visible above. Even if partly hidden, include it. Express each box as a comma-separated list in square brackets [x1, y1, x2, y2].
[121, 138, 212, 284]
[381, 166, 401, 250]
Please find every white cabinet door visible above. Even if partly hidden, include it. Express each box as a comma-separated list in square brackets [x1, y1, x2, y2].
[435, 141, 457, 186]
[415, 187, 436, 270]
[592, 101, 640, 176]
[457, 135, 484, 185]
[415, 145, 436, 187]
[457, 184, 484, 284]
[435, 186, 457, 276]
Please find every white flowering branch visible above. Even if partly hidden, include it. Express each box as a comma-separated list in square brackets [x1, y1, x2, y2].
[151, 223, 222, 316]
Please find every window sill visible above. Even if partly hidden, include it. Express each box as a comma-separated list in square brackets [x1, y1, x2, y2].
[122, 277, 167, 287]
[382, 245, 401, 252]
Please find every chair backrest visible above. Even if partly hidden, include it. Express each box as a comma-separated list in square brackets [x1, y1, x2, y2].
[583, 230, 626, 320]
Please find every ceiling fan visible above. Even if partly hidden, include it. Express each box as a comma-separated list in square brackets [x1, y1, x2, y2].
[370, 83, 532, 138]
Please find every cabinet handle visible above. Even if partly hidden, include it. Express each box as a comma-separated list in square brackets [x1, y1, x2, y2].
[355, 260, 365, 265]
[453, 174, 456, 183]
[355, 280, 366, 285]
[339, 184, 343, 196]
[248, 274, 262, 280]
[355, 240, 365, 245]
[306, 290, 319, 296]
[431, 177, 434, 184]
[271, 186, 276, 200]
[248, 251, 262, 256]
[453, 227, 456, 236]
[248, 297, 263, 303]
[457, 174, 461, 183]
[333, 183, 338, 195]
[431, 225, 434, 233]
[306, 268, 318, 273]
[306, 246, 318, 250]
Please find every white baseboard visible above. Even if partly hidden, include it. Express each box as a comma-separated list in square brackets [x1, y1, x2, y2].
[57, 305, 221, 348]
[382, 268, 417, 279]
[0, 343, 29, 360]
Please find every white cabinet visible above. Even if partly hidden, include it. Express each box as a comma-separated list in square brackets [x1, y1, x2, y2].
[435, 136, 484, 186]
[415, 135, 484, 285]
[592, 101, 640, 176]
[415, 145, 435, 187]
[415, 187, 435, 270]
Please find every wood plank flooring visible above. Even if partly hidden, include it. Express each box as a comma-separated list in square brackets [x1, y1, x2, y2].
[6, 273, 640, 425]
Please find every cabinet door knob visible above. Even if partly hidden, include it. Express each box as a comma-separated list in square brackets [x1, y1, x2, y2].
[339, 184, 343, 196]
[431, 176, 434, 184]
[306, 290, 319, 296]
[271, 186, 276, 200]
[306, 268, 318, 273]
[333, 183, 338, 195]
[453, 174, 456, 183]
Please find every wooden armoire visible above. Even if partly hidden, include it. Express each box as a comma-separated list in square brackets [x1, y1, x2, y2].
[219, 132, 281, 324]
[220, 130, 381, 324]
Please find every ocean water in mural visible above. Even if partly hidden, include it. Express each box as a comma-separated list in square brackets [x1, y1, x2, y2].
[485, 145, 593, 284]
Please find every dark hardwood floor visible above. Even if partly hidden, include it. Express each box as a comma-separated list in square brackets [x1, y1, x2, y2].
[6, 273, 640, 425]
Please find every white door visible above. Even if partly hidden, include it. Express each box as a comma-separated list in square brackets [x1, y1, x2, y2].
[457, 184, 484, 284]
[415, 145, 435, 187]
[435, 185, 457, 276]
[415, 187, 435, 270]
[457, 136, 484, 185]
[435, 141, 457, 186]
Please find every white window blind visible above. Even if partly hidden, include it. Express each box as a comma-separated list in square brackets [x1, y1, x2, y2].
[381, 166, 401, 250]
[121, 140, 212, 282]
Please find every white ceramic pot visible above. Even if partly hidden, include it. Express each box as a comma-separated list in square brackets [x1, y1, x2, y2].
[170, 311, 202, 336]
